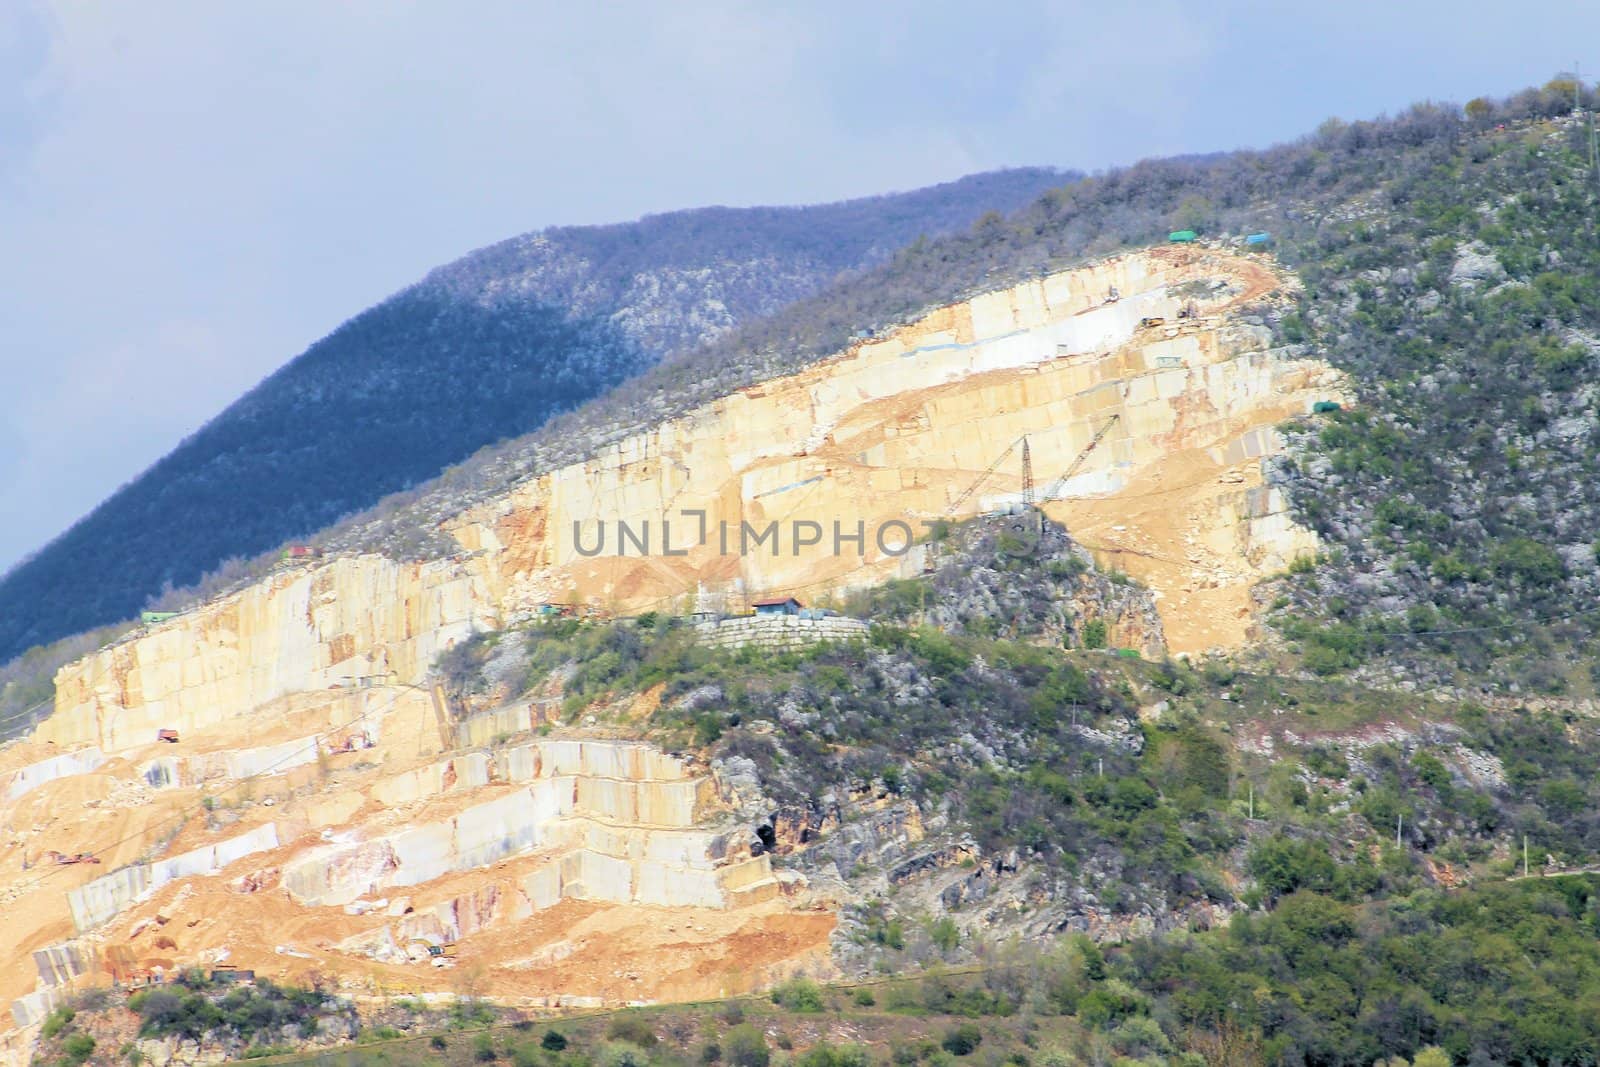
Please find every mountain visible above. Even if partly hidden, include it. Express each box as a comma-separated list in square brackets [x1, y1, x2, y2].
[321, 81, 1600, 697]
[0, 167, 1070, 664]
[15, 80, 1600, 1067]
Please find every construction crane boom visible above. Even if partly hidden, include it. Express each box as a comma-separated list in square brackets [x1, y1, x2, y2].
[1043, 415, 1120, 502]
[947, 435, 1028, 517]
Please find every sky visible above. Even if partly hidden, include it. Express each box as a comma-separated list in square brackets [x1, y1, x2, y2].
[2, 1, 1596, 575]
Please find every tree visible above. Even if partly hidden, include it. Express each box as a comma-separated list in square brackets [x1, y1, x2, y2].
[1413, 1047, 1451, 1067]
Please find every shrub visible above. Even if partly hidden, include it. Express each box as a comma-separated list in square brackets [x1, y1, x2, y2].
[942, 1025, 983, 1056]
[41, 1006, 75, 1040]
[607, 1014, 659, 1047]
[542, 1030, 569, 1051]
[1248, 834, 1337, 901]
[1080, 620, 1108, 650]
[774, 977, 826, 1013]
[799, 1044, 871, 1067]
[724, 1024, 771, 1067]
[62, 1033, 96, 1066]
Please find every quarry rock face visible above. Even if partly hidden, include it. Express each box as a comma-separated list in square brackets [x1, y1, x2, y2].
[41, 556, 495, 752]
[452, 245, 1341, 651]
[1, 246, 1342, 1056]
[46, 245, 1336, 750]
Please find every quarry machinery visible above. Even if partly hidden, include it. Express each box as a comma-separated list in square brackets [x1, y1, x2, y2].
[1042, 414, 1121, 503]
[42, 850, 101, 865]
[924, 435, 1037, 574]
[947, 434, 1031, 517]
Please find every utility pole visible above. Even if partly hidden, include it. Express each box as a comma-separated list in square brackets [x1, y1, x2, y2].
[1525, 833, 1531, 878]
[1397, 814, 1403, 848]
[1248, 782, 1254, 820]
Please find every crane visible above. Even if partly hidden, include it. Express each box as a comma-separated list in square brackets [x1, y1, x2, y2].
[922, 435, 1032, 575]
[947, 435, 1030, 518]
[1042, 415, 1120, 502]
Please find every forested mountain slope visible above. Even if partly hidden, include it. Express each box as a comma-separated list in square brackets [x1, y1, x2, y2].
[0, 168, 1066, 663]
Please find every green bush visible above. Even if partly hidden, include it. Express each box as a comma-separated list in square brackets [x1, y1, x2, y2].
[41, 1006, 75, 1040]
[61, 1032, 96, 1066]
[541, 1030, 568, 1051]
[1248, 834, 1336, 901]
[724, 1024, 771, 1067]
[607, 1013, 659, 1047]
[597, 1045, 651, 1067]
[941, 1025, 983, 1056]
[799, 1043, 871, 1067]
[1080, 619, 1108, 650]
[773, 977, 826, 1013]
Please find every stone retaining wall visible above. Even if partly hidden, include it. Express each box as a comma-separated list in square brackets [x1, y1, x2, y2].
[694, 614, 869, 652]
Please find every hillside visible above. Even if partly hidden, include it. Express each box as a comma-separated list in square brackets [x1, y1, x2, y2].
[0, 167, 1068, 665]
[13, 81, 1600, 1067]
[363, 80, 1600, 694]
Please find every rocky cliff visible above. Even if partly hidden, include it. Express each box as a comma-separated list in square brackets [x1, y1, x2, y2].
[450, 243, 1342, 652]
[0, 244, 1342, 1060]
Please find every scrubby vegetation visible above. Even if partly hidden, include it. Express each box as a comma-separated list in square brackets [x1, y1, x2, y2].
[124, 970, 349, 1049]
[1265, 104, 1600, 689]
[429, 514, 1600, 955]
[38, 876, 1593, 1067]
[0, 618, 134, 742]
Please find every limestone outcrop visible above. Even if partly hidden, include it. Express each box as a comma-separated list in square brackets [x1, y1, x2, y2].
[44, 245, 1336, 757]
[450, 245, 1341, 651]
[1, 245, 1343, 1057]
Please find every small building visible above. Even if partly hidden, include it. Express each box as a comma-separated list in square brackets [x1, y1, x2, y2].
[1168, 229, 1198, 243]
[752, 597, 802, 617]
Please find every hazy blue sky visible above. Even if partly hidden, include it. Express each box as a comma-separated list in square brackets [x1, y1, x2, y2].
[2, 2, 1594, 573]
